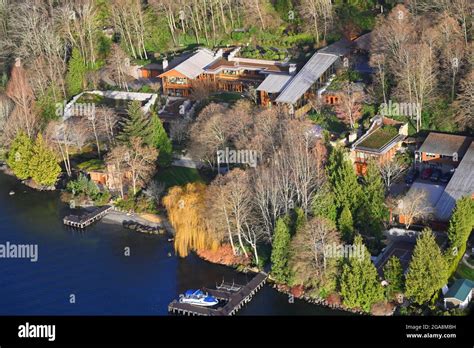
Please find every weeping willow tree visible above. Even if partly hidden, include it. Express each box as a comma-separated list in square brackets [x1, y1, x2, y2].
[163, 182, 220, 257]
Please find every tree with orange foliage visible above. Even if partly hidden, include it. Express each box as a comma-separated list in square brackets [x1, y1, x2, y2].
[163, 182, 221, 257]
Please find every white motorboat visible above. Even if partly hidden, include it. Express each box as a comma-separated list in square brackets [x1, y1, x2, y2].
[179, 289, 219, 307]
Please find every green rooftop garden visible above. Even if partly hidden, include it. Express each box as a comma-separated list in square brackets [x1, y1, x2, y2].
[358, 125, 399, 150]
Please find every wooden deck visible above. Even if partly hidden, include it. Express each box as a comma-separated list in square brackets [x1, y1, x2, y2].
[63, 205, 113, 229]
[168, 272, 268, 316]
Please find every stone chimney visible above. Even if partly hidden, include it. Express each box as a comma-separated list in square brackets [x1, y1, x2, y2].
[162, 58, 169, 71]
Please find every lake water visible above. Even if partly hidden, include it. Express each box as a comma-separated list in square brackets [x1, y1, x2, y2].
[0, 172, 345, 315]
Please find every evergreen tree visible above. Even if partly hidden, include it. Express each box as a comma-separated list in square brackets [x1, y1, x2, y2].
[338, 205, 354, 242]
[383, 256, 404, 298]
[149, 112, 172, 166]
[29, 134, 61, 187]
[271, 215, 292, 284]
[66, 48, 87, 96]
[340, 235, 384, 312]
[7, 132, 33, 180]
[293, 207, 306, 233]
[446, 197, 474, 275]
[117, 101, 152, 144]
[360, 160, 388, 239]
[405, 229, 448, 305]
[312, 183, 338, 223]
[327, 147, 362, 215]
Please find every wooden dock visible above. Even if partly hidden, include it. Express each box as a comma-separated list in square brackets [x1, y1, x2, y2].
[63, 205, 113, 229]
[168, 272, 268, 316]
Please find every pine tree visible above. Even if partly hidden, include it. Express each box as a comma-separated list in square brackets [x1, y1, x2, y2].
[66, 48, 87, 96]
[327, 147, 362, 214]
[149, 112, 172, 166]
[271, 215, 292, 284]
[383, 256, 404, 298]
[7, 132, 33, 180]
[405, 229, 448, 305]
[360, 160, 388, 240]
[29, 134, 61, 187]
[340, 235, 384, 312]
[117, 101, 152, 144]
[312, 183, 338, 223]
[338, 205, 354, 242]
[446, 197, 474, 275]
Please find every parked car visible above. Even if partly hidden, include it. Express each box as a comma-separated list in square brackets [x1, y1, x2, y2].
[405, 168, 419, 184]
[430, 169, 442, 182]
[440, 171, 453, 183]
[421, 168, 433, 180]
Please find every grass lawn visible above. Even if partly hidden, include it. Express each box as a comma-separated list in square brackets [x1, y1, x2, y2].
[210, 92, 243, 103]
[308, 111, 348, 135]
[77, 159, 105, 171]
[155, 166, 203, 189]
[454, 262, 474, 281]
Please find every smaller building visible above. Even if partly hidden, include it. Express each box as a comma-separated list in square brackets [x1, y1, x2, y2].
[444, 278, 474, 310]
[350, 116, 408, 175]
[416, 133, 472, 171]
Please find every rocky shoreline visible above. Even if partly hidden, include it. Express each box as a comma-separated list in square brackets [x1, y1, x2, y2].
[270, 283, 367, 315]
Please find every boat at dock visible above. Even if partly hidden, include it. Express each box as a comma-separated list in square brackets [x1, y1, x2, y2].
[179, 290, 219, 307]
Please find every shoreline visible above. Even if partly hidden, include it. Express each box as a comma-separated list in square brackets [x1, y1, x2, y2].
[1, 170, 354, 315]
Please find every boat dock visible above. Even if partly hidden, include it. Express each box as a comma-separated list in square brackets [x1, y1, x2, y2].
[63, 205, 113, 229]
[168, 272, 268, 316]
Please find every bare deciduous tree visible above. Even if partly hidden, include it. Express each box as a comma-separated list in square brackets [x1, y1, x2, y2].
[125, 137, 159, 195]
[397, 189, 433, 229]
[378, 158, 407, 190]
[290, 216, 341, 288]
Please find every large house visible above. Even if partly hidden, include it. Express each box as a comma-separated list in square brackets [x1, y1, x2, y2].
[158, 37, 356, 114]
[350, 116, 408, 175]
[159, 47, 292, 98]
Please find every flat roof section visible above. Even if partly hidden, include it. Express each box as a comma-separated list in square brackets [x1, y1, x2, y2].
[256, 74, 293, 94]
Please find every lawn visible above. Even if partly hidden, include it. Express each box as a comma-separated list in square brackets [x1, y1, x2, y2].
[455, 262, 474, 281]
[210, 92, 244, 103]
[154, 166, 203, 189]
[77, 159, 105, 171]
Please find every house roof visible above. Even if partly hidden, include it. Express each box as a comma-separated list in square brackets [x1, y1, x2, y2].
[162, 48, 217, 79]
[445, 279, 474, 302]
[319, 37, 354, 56]
[275, 53, 339, 104]
[257, 74, 293, 93]
[354, 32, 372, 51]
[352, 116, 406, 154]
[418, 133, 472, 157]
[435, 142, 474, 220]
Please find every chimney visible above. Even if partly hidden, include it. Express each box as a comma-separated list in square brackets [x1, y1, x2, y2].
[14, 57, 21, 67]
[228, 47, 241, 61]
[289, 63, 297, 75]
[162, 58, 169, 71]
[215, 48, 224, 58]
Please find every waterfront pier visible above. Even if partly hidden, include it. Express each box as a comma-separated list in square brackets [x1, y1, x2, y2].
[168, 272, 268, 316]
[63, 205, 113, 229]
